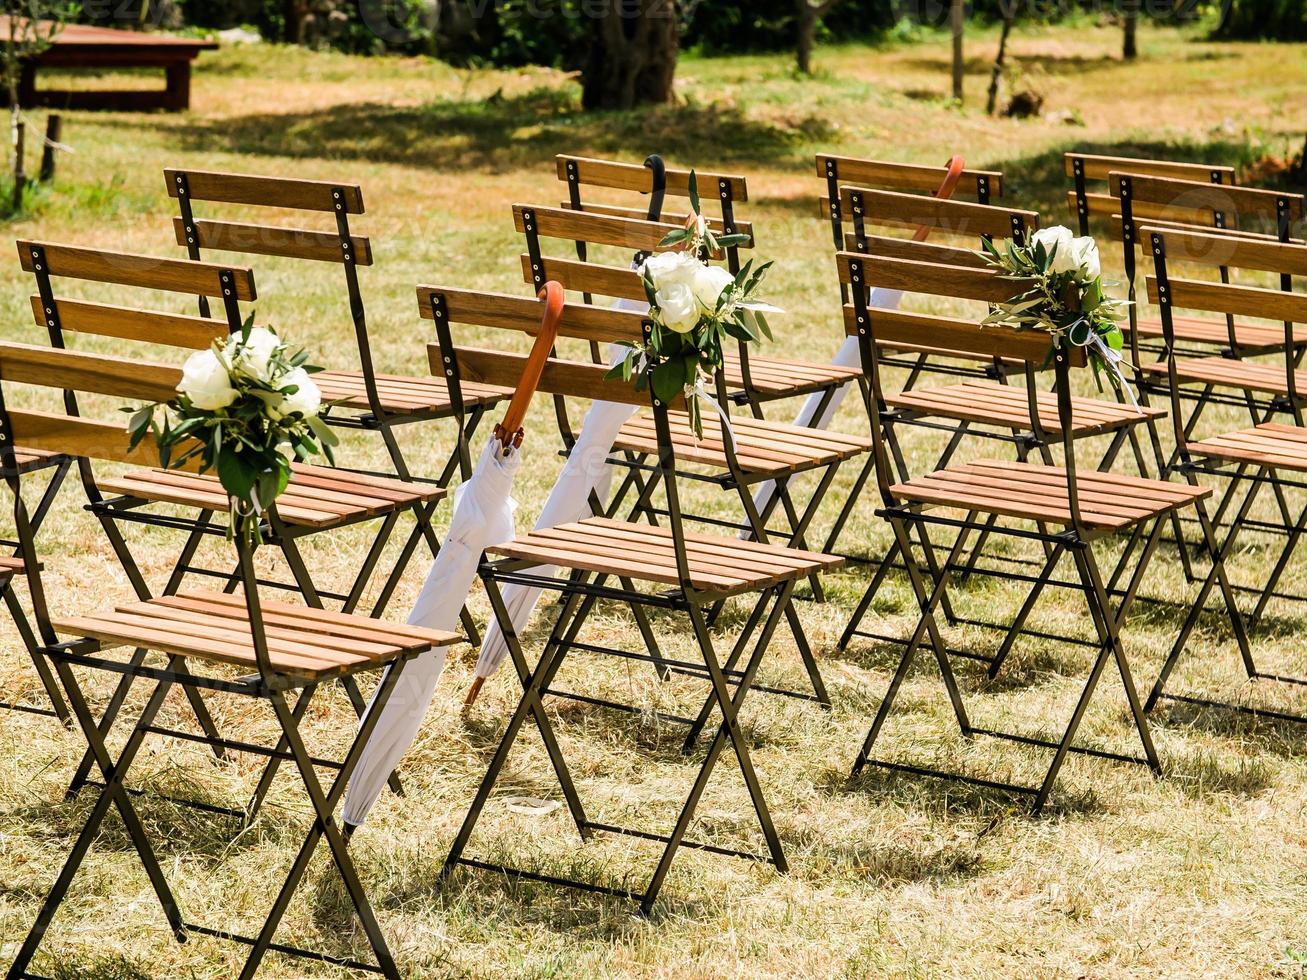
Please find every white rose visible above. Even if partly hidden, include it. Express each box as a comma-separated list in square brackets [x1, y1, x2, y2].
[227, 326, 281, 379]
[278, 368, 321, 418]
[655, 281, 700, 334]
[1031, 226, 1078, 275]
[178, 349, 237, 411]
[1071, 236, 1100, 279]
[641, 250, 699, 291]
[691, 264, 735, 312]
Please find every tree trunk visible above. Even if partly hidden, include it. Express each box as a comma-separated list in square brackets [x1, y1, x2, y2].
[796, 0, 838, 75]
[986, 13, 1013, 115]
[582, 0, 679, 111]
[283, 0, 309, 45]
[1123, 0, 1139, 59]
[950, 0, 965, 102]
[797, 2, 817, 75]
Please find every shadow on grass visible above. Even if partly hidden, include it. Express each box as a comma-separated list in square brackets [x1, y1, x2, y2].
[170, 86, 824, 173]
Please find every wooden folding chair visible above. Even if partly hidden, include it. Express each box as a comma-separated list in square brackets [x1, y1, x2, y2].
[543, 154, 864, 419]
[0, 343, 460, 980]
[515, 203, 870, 606]
[1108, 171, 1305, 358]
[424, 285, 840, 913]
[817, 154, 1008, 386]
[835, 218, 1168, 675]
[1063, 151, 1236, 237]
[164, 168, 512, 486]
[836, 249, 1245, 813]
[0, 446, 72, 723]
[18, 239, 439, 812]
[1141, 228, 1307, 722]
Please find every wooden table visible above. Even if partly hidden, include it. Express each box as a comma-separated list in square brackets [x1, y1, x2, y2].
[4, 21, 217, 112]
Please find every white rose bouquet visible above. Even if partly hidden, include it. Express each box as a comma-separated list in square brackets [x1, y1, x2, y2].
[979, 226, 1134, 402]
[125, 318, 339, 543]
[606, 171, 782, 438]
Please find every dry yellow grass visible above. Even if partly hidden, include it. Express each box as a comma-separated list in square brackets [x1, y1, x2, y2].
[1, 20, 1306, 979]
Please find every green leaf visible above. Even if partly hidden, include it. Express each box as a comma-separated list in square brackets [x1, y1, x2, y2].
[216, 451, 257, 502]
[688, 170, 701, 216]
[650, 361, 684, 404]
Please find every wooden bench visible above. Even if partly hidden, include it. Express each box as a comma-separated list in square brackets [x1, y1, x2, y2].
[3, 19, 216, 112]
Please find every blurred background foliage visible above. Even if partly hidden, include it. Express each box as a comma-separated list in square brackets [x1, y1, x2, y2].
[76, 0, 1307, 64]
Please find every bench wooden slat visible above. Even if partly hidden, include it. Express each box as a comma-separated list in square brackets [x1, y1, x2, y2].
[817, 155, 1003, 197]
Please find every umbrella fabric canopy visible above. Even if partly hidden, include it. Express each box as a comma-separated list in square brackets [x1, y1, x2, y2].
[341, 435, 519, 826]
[473, 297, 648, 686]
[342, 282, 564, 828]
[473, 391, 635, 682]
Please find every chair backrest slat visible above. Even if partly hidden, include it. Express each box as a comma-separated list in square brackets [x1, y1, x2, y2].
[515, 204, 745, 253]
[1071, 190, 1217, 227]
[520, 255, 646, 302]
[839, 304, 1069, 364]
[556, 155, 748, 203]
[559, 200, 751, 239]
[817, 155, 1003, 198]
[1139, 225, 1307, 277]
[27, 295, 228, 349]
[0, 343, 198, 466]
[165, 168, 364, 213]
[427, 345, 661, 408]
[1065, 153, 1235, 184]
[836, 251, 1033, 304]
[172, 217, 373, 266]
[418, 285, 646, 345]
[838, 188, 1035, 240]
[852, 234, 991, 268]
[1145, 275, 1307, 322]
[0, 342, 180, 402]
[1111, 172, 1305, 222]
[17, 240, 255, 300]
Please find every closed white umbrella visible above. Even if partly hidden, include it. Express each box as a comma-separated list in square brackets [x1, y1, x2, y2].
[465, 298, 648, 705]
[342, 283, 564, 828]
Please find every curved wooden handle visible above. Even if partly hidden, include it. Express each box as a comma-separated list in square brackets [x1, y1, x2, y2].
[911, 154, 967, 243]
[494, 281, 565, 449]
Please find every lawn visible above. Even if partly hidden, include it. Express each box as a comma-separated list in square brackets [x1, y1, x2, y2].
[1, 19, 1307, 979]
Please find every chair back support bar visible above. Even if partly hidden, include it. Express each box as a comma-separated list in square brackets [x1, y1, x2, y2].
[1111, 172, 1305, 226]
[419, 284, 646, 344]
[1144, 276, 1307, 323]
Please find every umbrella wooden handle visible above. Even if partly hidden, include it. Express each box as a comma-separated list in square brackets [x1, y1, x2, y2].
[910, 154, 966, 243]
[494, 281, 565, 450]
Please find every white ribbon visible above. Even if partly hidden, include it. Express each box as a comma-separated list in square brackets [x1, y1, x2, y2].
[1087, 333, 1141, 412]
[686, 375, 739, 451]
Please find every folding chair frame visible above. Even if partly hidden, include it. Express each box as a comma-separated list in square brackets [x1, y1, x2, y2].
[838, 253, 1245, 813]
[441, 395, 798, 914]
[24, 242, 409, 818]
